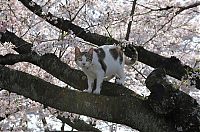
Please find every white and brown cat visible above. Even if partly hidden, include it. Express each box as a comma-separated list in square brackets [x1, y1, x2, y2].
[75, 45, 137, 94]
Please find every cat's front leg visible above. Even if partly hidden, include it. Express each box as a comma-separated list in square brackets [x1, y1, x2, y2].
[83, 76, 94, 93]
[116, 69, 125, 85]
[93, 72, 104, 94]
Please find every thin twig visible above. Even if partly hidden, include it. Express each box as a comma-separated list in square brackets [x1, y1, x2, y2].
[142, 12, 177, 46]
[104, 26, 112, 38]
[176, 1, 200, 15]
[125, 0, 137, 41]
[70, 2, 86, 22]
[137, 3, 173, 12]
[142, 2, 200, 46]
[132, 66, 147, 79]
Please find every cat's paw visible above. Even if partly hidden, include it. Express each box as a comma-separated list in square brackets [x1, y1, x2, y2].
[93, 89, 101, 94]
[83, 88, 92, 93]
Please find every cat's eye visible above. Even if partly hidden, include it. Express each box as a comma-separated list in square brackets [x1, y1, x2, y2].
[78, 57, 82, 61]
[86, 54, 92, 58]
[86, 58, 92, 61]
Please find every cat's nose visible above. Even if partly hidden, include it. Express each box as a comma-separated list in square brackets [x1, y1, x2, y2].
[82, 63, 86, 66]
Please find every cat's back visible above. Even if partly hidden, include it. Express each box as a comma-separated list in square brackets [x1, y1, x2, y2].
[95, 45, 124, 75]
[94, 45, 118, 59]
[98, 45, 118, 56]
[100, 45, 123, 60]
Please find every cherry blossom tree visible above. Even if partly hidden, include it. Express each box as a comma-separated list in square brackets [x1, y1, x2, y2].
[0, 0, 200, 131]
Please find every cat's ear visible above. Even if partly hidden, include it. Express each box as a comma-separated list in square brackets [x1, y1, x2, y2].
[88, 48, 94, 55]
[75, 47, 81, 56]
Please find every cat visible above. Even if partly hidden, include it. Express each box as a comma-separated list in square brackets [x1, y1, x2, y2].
[75, 45, 137, 94]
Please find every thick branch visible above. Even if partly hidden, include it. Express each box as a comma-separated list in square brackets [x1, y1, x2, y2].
[145, 68, 200, 131]
[132, 47, 200, 89]
[18, 0, 118, 45]
[0, 53, 135, 96]
[0, 65, 176, 132]
[0, 31, 32, 54]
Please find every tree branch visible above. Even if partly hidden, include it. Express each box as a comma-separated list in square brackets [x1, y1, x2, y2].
[57, 115, 101, 132]
[0, 52, 136, 96]
[18, 0, 118, 45]
[137, 1, 200, 14]
[0, 117, 4, 121]
[125, 0, 137, 41]
[70, 2, 86, 22]
[0, 31, 32, 54]
[132, 47, 200, 90]
[19, 0, 200, 46]
[176, 1, 200, 15]
[0, 65, 176, 132]
[145, 68, 200, 131]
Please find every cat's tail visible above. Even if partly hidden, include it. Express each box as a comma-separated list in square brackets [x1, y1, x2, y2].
[124, 47, 138, 66]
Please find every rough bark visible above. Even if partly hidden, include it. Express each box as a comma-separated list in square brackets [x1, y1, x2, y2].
[146, 68, 200, 132]
[0, 65, 176, 132]
[0, 53, 136, 96]
[125, 46, 200, 90]
[0, 49, 199, 131]
[0, 31, 32, 54]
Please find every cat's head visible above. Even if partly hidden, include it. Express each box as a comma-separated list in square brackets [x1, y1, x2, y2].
[75, 47, 93, 68]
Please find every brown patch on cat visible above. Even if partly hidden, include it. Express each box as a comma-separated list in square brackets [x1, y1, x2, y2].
[118, 48, 123, 64]
[109, 47, 123, 64]
[94, 48, 107, 73]
[109, 48, 118, 60]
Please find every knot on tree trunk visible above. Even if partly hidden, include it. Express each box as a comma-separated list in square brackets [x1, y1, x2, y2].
[146, 68, 200, 131]
[146, 68, 176, 114]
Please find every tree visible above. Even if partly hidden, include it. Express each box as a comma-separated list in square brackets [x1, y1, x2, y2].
[0, 0, 200, 131]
